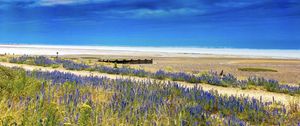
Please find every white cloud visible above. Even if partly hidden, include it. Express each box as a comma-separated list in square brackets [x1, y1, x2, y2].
[38, 0, 82, 6]
[214, 1, 254, 8]
[104, 8, 203, 19]
[36, 0, 110, 6]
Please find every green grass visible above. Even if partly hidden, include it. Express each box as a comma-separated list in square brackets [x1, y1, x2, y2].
[1, 66, 300, 125]
[0, 66, 113, 125]
[0, 56, 8, 62]
[0, 58, 7, 62]
[80, 57, 97, 59]
[51, 64, 60, 68]
[238, 67, 278, 72]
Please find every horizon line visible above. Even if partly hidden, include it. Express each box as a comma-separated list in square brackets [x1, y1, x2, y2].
[1, 43, 300, 51]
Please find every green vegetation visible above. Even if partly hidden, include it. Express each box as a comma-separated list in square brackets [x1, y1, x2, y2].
[0, 66, 42, 98]
[80, 57, 98, 59]
[238, 67, 278, 72]
[0, 66, 299, 125]
[113, 63, 118, 68]
[0, 66, 112, 125]
[0, 55, 10, 62]
[6, 55, 300, 95]
[0, 58, 7, 62]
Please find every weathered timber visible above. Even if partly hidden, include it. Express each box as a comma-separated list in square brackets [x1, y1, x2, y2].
[98, 59, 153, 64]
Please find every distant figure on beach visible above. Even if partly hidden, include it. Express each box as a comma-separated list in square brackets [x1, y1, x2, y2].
[56, 52, 59, 59]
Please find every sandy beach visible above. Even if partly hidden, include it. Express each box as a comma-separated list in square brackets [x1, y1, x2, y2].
[1, 44, 300, 84]
[1, 44, 300, 59]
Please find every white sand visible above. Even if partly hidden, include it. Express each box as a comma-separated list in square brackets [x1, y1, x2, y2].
[1, 44, 300, 59]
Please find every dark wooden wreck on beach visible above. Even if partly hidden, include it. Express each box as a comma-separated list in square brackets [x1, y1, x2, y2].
[98, 59, 153, 64]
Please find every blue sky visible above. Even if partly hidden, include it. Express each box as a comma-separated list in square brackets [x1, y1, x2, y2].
[0, 0, 300, 49]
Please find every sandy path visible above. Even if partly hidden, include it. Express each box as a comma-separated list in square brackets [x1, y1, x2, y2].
[0, 62, 298, 105]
